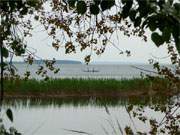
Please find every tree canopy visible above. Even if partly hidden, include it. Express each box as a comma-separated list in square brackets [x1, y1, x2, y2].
[48, 0, 180, 53]
[0, 1, 180, 134]
[0, 0, 179, 70]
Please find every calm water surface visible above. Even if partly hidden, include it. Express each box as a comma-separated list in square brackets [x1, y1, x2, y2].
[3, 64, 177, 135]
[14, 64, 160, 79]
[2, 97, 176, 135]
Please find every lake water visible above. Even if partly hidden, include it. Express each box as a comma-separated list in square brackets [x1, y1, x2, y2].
[2, 97, 176, 135]
[2, 64, 179, 135]
[14, 64, 159, 79]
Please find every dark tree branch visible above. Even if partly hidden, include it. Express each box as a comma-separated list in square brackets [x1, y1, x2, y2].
[0, 36, 4, 104]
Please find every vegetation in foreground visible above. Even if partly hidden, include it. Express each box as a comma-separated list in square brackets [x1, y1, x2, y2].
[4, 78, 179, 98]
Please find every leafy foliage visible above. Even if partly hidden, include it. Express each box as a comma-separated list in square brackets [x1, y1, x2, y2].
[1, 0, 179, 65]
[0, 0, 44, 77]
[0, 109, 21, 135]
[0, 1, 179, 135]
[151, 32, 164, 47]
[32, 0, 179, 66]
[6, 108, 13, 122]
[76, 1, 87, 14]
[90, 4, 100, 15]
[125, 101, 180, 135]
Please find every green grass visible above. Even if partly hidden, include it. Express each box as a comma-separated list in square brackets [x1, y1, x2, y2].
[4, 78, 171, 94]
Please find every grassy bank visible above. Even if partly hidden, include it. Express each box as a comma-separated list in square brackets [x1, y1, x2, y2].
[3, 78, 177, 98]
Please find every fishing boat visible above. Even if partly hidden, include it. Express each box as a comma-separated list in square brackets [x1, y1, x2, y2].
[83, 67, 99, 73]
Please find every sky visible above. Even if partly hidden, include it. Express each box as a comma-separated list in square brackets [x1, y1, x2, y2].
[15, 22, 171, 65]
[12, 3, 173, 65]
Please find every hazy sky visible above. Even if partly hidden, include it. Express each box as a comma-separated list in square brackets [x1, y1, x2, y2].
[15, 23, 170, 64]
[10, 1, 179, 64]
[12, 17, 172, 64]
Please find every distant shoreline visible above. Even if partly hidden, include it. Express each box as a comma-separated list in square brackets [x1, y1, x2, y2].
[10, 60, 82, 64]
[5, 61, 172, 66]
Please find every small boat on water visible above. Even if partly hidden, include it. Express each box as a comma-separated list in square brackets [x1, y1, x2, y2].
[83, 67, 99, 73]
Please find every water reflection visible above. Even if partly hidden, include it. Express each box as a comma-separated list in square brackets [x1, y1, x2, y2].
[2, 96, 179, 135]
[4, 95, 173, 107]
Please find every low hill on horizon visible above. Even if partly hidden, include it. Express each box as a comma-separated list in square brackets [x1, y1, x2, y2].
[12, 60, 82, 64]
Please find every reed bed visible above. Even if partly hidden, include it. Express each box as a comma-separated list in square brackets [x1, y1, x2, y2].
[4, 78, 170, 93]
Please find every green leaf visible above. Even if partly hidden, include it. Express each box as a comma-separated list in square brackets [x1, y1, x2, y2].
[2, 47, 9, 58]
[16, 1, 24, 9]
[68, 0, 77, 8]
[107, 0, 115, 8]
[84, 55, 91, 64]
[76, 1, 87, 14]
[93, 0, 101, 5]
[20, 7, 28, 15]
[0, 62, 7, 68]
[143, 15, 158, 29]
[121, 7, 129, 19]
[158, 0, 165, 9]
[162, 27, 171, 42]
[9, 1, 16, 11]
[172, 26, 180, 53]
[138, 3, 149, 17]
[174, 3, 180, 11]
[151, 32, 164, 47]
[148, 20, 157, 31]
[134, 17, 142, 27]
[169, 0, 174, 5]
[121, 0, 127, 4]
[127, 105, 133, 112]
[100, 0, 115, 11]
[129, 10, 136, 22]
[90, 4, 100, 15]
[121, 1, 133, 19]
[26, 0, 39, 8]
[100, 0, 109, 11]
[6, 108, 13, 122]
